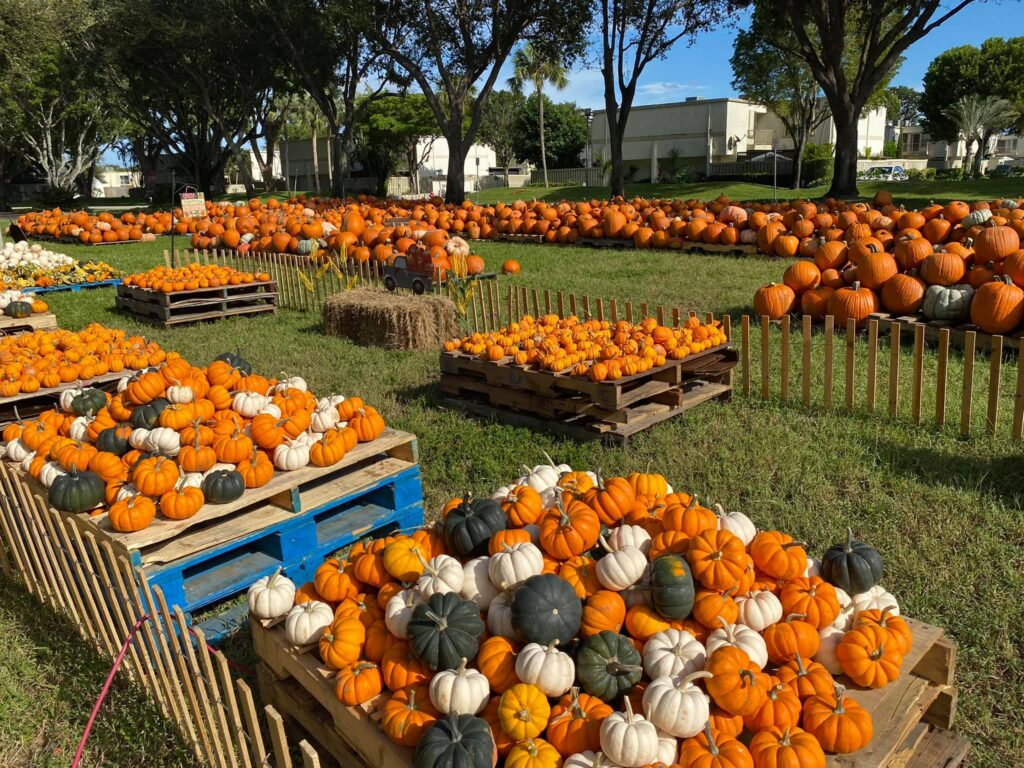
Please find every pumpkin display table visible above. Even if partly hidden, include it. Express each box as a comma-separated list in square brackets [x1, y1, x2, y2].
[0, 290, 57, 337]
[440, 314, 737, 444]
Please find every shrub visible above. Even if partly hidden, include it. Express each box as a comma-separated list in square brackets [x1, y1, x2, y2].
[883, 140, 900, 159]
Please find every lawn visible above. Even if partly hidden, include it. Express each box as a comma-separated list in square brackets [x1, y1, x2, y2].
[0, 230, 1022, 767]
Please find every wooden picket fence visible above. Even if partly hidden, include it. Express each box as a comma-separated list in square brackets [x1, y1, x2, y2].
[0, 461, 329, 768]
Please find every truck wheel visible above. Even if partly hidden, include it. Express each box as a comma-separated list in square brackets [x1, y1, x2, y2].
[412, 279, 425, 295]
[384, 275, 397, 292]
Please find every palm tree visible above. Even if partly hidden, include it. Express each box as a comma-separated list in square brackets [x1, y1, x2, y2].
[292, 95, 329, 193]
[509, 44, 569, 187]
[944, 95, 1020, 177]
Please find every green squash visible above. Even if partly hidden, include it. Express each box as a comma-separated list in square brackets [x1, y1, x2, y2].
[414, 715, 495, 768]
[575, 630, 643, 702]
[71, 388, 107, 417]
[922, 283, 973, 322]
[214, 350, 252, 375]
[4, 300, 32, 319]
[130, 398, 169, 429]
[48, 469, 105, 513]
[822, 527, 883, 595]
[408, 592, 484, 671]
[202, 469, 246, 504]
[649, 554, 695, 619]
[96, 426, 132, 456]
[511, 573, 582, 647]
[443, 497, 507, 559]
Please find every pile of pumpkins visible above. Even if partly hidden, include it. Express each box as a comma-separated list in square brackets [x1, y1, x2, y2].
[123, 264, 272, 293]
[443, 315, 728, 381]
[0, 343, 386, 532]
[15, 209, 165, 243]
[0, 240, 121, 290]
[753, 200, 1024, 334]
[0, 290, 49, 320]
[247, 458, 910, 768]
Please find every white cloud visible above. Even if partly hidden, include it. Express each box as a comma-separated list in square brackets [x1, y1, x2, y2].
[637, 81, 709, 96]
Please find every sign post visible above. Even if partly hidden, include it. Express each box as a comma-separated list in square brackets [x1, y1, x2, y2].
[168, 175, 202, 264]
[772, 137, 779, 202]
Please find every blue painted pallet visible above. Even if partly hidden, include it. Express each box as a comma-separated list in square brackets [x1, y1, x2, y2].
[22, 278, 123, 294]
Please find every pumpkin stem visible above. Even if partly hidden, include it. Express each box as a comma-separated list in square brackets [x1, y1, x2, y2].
[546, 639, 560, 652]
[267, 566, 283, 586]
[605, 660, 642, 676]
[423, 610, 447, 631]
[793, 651, 808, 675]
[832, 682, 847, 713]
[598, 534, 612, 553]
[541, 450, 559, 471]
[739, 669, 756, 687]
[679, 670, 714, 688]
[621, 695, 637, 723]
[779, 728, 792, 747]
[785, 612, 808, 623]
[703, 721, 719, 756]
[844, 526, 856, 552]
[455, 657, 468, 675]
[714, 502, 727, 518]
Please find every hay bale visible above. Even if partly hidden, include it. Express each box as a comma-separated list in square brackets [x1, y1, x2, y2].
[322, 288, 459, 350]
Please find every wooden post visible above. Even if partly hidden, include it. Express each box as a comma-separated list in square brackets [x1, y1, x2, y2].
[760, 315, 770, 400]
[801, 315, 812, 409]
[866, 319, 879, 412]
[741, 315, 751, 397]
[988, 335, 1003, 435]
[936, 328, 950, 429]
[1013, 350, 1024, 441]
[823, 315, 834, 409]
[911, 324, 925, 424]
[961, 331, 976, 436]
[780, 315, 790, 400]
[845, 318, 856, 411]
[888, 323, 901, 419]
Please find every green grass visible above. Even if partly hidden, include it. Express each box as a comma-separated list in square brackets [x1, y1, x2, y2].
[1, 229, 1022, 766]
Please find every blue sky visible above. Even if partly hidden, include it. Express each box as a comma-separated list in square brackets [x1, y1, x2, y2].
[506, 2, 1013, 110]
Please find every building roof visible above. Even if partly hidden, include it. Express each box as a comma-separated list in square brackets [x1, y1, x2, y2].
[591, 97, 755, 117]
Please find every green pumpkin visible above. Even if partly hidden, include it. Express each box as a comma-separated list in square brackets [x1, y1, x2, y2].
[96, 426, 132, 456]
[408, 593, 484, 671]
[214, 350, 252, 375]
[202, 469, 245, 504]
[922, 283, 973, 322]
[130, 398, 169, 429]
[576, 630, 643, 702]
[4, 300, 32, 319]
[414, 715, 495, 768]
[48, 469, 105, 513]
[71, 388, 107, 417]
[822, 527, 883, 595]
[443, 497, 507, 559]
[511, 573, 582, 647]
[649, 554, 695, 619]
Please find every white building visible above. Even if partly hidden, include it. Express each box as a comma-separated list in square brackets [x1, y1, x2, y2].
[587, 97, 888, 182]
[896, 125, 1024, 170]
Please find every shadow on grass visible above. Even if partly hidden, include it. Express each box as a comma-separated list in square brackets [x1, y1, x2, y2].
[0, 573, 199, 767]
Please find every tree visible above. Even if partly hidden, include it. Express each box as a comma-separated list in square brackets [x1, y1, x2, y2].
[357, 0, 589, 204]
[885, 85, 922, 125]
[478, 90, 526, 184]
[731, 4, 830, 189]
[597, 0, 737, 198]
[513, 95, 588, 170]
[944, 95, 1019, 176]
[290, 95, 329, 193]
[355, 94, 438, 195]
[764, 0, 977, 197]
[509, 44, 569, 187]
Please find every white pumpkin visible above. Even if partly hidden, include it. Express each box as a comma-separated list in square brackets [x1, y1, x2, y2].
[18, 451, 36, 473]
[117, 376, 132, 393]
[116, 483, 141, 501]
[830, 587, 855, 631]
[488, 541, 543, 589]
[320, 394, 346, 409]
[180, 472, 204, 489]
[309, 406, 340, 433]
[596, 539, 646, 591]
[247, 568, 296, 620]
[39, 462, 67, 488]
[259, 402, 283, 419]
[275, 375, 308, 393]
[705, 622, 768, 669]
[68, 416, 91, 442]
[851, 584, 899, 615]
[145, 427, 181, 456]
[519, 452, 568, 493]
[416, 554, 464, 597]
[461, 557, 500, 609]
[428, 658, 489, 715]
[804, 557, 821, 578]
[563, 752, 623, 768]
[384, 588, 424, 639]
[232, 391, 269, 418]
[166, 383, 195, 404]
[642, 629, 706, 679]
[284, 600, 334, 646]
[5, 438, 32, 463]
[599, 697, 659, 768]
[487, 590, 517, 638]
[444, 236, 471, 258]
[642, 670, 713, 738]
[490, 483, 516, 501]
[815, 625, 846, 674]
[714, 503, 756, 545]
[735, 590, 783, 632]
[605, 525, 652, 556]
[60, 388, 84, 413]
[653, 730, 677, 766]
[273, 441, 310, 470]
[129, 428, 151, 450]
[515, 640, 575, 697]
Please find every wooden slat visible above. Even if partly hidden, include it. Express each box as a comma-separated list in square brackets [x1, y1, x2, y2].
[889, 322, 901, 418]
[988, 335, 1003, 435]
[741, 315, 750, 397]
[174, 606, 230, 768]
[214, 652, 255, 768]
[760, 315, 770, 399]
[780, 315, 790, 400]
[0, 467, 32, 593]
[625, 301, 633, 323]
[583, 295, 591, 319]
[596, 297, 604, 321]
[556, 290, 564, 318]
[266, 708, 293, 768]
[961, 331, 976, 436]
[936, 328, 950, 428]
[237, 680, 270, 767]
[823, 315, 834, 409]
[193, 625, 242, 768]
[300, 742, 322, 768]
[846, 318, 856, 411]
[912, 324, 925, 424]
[610, 298, 618, 322]
[802, 315, 812, 408]
[656, 305, 664, 325]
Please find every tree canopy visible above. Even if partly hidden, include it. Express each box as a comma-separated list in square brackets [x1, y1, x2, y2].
[513, 95, 588, 169]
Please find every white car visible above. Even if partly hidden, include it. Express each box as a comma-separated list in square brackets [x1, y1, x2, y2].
[858, 165, 908, 182]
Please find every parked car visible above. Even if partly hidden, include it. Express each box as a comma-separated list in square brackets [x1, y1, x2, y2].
[990, 164, 1015, 178]
[858, 165, 909, 182]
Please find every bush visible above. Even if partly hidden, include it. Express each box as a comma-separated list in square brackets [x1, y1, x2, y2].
[936, 167, 964, 181]
[802, 143, 834, 186]
[883, 140, 899, 159]
[906, 168, 937, 181]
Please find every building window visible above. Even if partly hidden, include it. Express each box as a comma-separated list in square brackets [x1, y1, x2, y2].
[901, 133, 921, 154]
[119, 175, 130, 185]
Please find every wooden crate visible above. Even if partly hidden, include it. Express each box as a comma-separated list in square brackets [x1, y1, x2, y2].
[0, 369, 129, 426]
[0, 312, 58, 336]
[22, 278, 123, 293]
[115, 281, 278, 326]
[251, 614, 965, 768]
[441, 344, 736, 444]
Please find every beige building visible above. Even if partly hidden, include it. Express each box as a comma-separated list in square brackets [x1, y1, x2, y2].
[897, 125, 1024, 169]
[588, 97, 888, 181]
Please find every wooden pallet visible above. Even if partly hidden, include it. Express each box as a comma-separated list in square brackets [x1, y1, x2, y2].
[251, 614, 965, 768]
[868, 311, 1024, 352]
[116, 281, 278, 326]
[0, 312, 57, 336]
[20, 278, 123, 293]
[495, 233, 546, 244]
[578, 237, 635, 249]
[0, 369, 130, 426]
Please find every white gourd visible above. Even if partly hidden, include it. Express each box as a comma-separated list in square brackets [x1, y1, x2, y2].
[851, 584, 899, 615]
[415, 554, 464, 598]
[705, 622, 769, 669]
[116, 483, 141, 501]
[515, 640, 575, 697]
[60, 387, 84, 413]
[284, 601, 334, 646]
[642, 671, 713, 738]
[40, 462, 67, 488]
[385, 588, 424, 639]
[275, 375, 308, 393]
[642, 629, 706, 679]
[804, 557, 821, 578]
[599, 697, 659, 768]
[180, 472, 204, 488]
[259, 403, 283, 419]
[830, 588, 855, 630]
[247, 568, 296, 620]
[596, 538, 646, 591]
[68, 416, 91, 441]
[129, 428, 151, 450]
[714, 503, 756, 545]
[605, 525, 652, 555]
[428, 658, 489, 715]
[486, 590, 517, 638]
[735, 590, 783, 632]
[273, 441, 311, 470]
[166, 383, 195, 404]
[232, 391, 269, 418]
[5, 438, 32, 463]
[815, 625, 845, 674]
[488, 542, 544, 589]
[461, 557, 500, 609]
[19, 451, 36, 473]
[563, 751, 623, 768]
[145, 427, 181, 456]
[309, 406, 339, 433]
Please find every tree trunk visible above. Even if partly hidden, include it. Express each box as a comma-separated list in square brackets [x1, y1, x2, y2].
[407, 143, 419, 195]
[973, 132, 991, 177]
[792, 137, 806, 190]
[961, 138, 974, 176]
[311, 121, 321, 194]
[538, 87, 549, 187]
[445, 133, 467, 205]
[827, 111, 860, 198]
